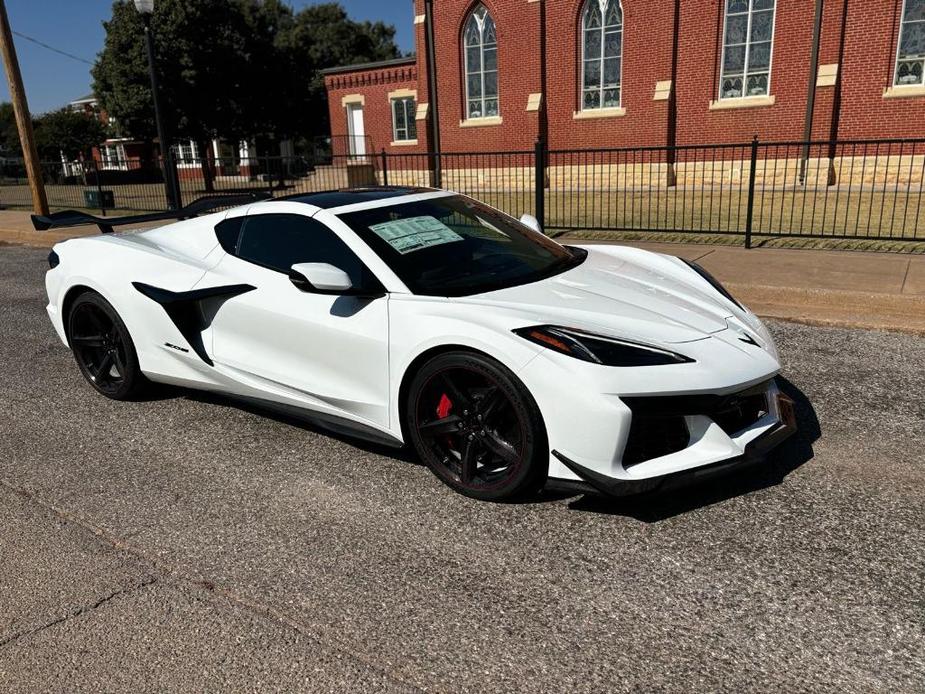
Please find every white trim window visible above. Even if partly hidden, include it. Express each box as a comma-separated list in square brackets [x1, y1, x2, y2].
[174, 139, 200, 167]
[720, 0, 776, 99]
[392, 96, 418, 141]
[463, 4, 499, 120]
[581, 0, 623, 110]
[895, 0, 925, 86]
[100, 143, 127, 170]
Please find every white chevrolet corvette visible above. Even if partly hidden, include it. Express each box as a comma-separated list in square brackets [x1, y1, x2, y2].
[37, 187, 796, 501]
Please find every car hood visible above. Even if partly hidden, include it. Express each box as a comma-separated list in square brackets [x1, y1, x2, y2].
[461, 245, 737, 345]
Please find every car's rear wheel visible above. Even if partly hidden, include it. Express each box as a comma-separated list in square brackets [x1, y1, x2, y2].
[406, 351, 548, 501]
[67, 292, 147, 400]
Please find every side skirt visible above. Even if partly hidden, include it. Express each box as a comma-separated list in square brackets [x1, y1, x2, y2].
[230, 393, 405, 450]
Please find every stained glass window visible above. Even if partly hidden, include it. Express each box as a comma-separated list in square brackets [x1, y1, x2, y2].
[463, 5, 499, 119]
[581, 0, 623, 110]
[720, 0, 775, 99]
[895, 0, 925, 86]
[392, 97, 417, 141]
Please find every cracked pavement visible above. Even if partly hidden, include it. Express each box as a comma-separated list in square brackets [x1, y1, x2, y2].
[0, 245, 923, 692]
[0, 481, 414, 692]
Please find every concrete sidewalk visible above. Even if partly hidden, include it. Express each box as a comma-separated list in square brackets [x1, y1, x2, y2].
[0, 210, 86, 245]
[1, 209, 923, 334]
[0, 210, 165, 245]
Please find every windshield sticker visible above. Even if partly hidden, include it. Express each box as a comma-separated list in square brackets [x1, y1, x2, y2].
[369, 216, 464, 255]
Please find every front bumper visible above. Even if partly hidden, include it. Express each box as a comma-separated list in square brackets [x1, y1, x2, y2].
[550, 388, 798, 497]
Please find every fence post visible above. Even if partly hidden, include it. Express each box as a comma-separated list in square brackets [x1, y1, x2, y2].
[534, 138, 546, 233]
[93, 158, 106, 217]
[163, 149, 181, 210]
[380, 149, 389, 187]
[744, 135, 759, 249]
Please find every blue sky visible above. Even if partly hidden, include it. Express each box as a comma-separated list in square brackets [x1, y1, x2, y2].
[0, 0, 415, 114]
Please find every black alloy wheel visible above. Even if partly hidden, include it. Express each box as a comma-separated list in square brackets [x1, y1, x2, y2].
[407, 352, 547, 501]
[67, 292, 146, 400]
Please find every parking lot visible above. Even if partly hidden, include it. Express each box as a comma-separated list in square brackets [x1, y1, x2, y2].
[0, 244, 923, 692]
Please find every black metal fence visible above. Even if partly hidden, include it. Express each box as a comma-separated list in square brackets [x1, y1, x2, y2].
[3, 136, 923, 245]
[0, 152, 372, 215]
[0, 158, 171, 212]
[541, 138, 925, 245]
[381, 150, 537, 225]
[378, 138, 925, 246]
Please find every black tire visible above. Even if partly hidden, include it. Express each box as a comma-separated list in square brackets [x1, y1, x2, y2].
[406, 351, 548, 501]
[66, 291, 148, 401]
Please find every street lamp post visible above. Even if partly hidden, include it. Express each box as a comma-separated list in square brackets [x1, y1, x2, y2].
[134, 0, 180, 209]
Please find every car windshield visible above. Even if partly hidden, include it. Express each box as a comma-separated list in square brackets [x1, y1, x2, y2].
[338, 195, 586, 296]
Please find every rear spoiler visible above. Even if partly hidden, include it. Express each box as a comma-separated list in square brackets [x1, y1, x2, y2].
[31, 192, 273, 234]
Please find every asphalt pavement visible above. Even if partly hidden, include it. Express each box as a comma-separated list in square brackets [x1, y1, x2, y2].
[0, 245, 922, 693]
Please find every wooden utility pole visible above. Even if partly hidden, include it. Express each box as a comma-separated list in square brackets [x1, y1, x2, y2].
[0, 0, 48, 215]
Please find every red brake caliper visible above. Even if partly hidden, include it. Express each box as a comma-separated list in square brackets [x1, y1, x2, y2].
[437, 394, 455, 450]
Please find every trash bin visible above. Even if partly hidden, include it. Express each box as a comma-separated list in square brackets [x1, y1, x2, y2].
[84, 189, 115, 209]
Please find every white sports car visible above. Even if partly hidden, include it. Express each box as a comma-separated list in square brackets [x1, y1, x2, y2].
[37, 187, 796, 501]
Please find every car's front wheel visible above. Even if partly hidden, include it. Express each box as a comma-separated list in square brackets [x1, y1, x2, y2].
[406, 351, 548, 501]
[67, 291, 147, 400]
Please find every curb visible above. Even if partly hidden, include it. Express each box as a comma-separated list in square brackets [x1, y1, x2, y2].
[0, 227, 98, 247]
[730, 283, 925, 336]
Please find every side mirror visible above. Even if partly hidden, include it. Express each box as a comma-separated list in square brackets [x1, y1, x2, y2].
[289, 262, 354, 294]
[520, 213, 543, 234]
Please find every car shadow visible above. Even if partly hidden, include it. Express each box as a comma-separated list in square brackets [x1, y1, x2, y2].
[154, 377, 817, 518]
[562, 378, 821, 522]
[128, 381, 187, 403]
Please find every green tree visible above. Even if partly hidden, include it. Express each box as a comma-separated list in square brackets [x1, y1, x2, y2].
[276, 3, 401, 139]
[33, 108, 108, 160]
[92, 0, 282, 189]
[91, 0, 401, 173]
[0, 102, 22, 158]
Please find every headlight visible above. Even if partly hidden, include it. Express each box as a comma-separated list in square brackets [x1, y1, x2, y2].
[48, 250, 60, 269]
[682, 259, 743, 310]
[514, 326, 693, 367]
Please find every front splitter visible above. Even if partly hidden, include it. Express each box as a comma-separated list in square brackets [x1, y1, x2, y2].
[550, 393, 798, 498]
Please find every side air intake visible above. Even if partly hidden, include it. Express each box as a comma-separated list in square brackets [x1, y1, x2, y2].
[132, 282, 256, 366]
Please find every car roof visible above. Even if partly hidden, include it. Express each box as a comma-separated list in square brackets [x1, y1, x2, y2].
[275, 186, 438, 210]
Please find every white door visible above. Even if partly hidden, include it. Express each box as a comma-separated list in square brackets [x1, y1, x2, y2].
[203, 212, 391, 428]
[347, 104, 366, 158]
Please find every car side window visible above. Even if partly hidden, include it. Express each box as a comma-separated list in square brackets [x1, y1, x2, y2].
[231, 213, 373, 288]
[215, 217, 243, 254]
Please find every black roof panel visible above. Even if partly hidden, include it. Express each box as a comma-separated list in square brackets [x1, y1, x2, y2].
[276, 187, 437, 209]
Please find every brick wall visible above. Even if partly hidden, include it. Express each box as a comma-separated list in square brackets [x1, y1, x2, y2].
[327, 0, 925, 154]
[324, 60, 427, 156]
[545, 0, 675, 149]
[836, 1, 923, 141]
[674, 0, 815, 144]
[427, 0, 543, 152]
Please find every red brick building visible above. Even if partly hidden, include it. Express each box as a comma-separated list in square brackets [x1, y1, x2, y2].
[324, 0, 925, 155]
[66, 94, 271, 185]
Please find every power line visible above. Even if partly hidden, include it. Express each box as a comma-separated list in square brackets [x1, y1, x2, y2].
[12, 30, 93, 65]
